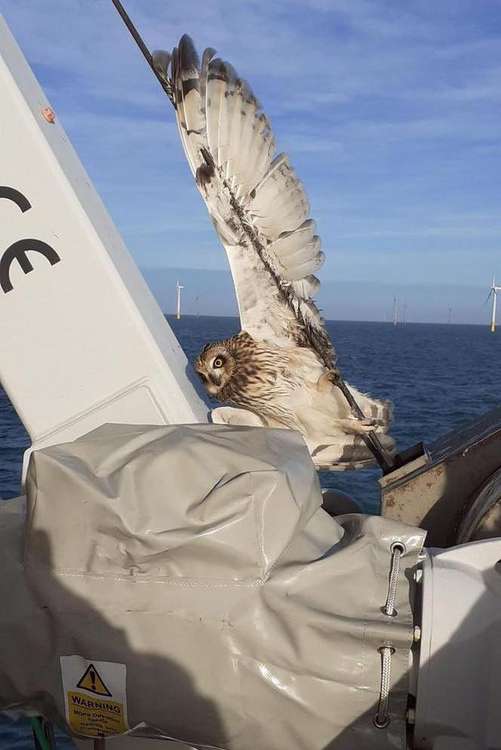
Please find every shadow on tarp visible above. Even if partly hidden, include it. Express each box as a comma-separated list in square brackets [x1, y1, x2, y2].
[2, 528, 499, 749]
[1, 528, 226, 750]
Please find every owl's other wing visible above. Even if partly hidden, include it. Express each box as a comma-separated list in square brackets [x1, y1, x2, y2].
[155, 36, 334, 368]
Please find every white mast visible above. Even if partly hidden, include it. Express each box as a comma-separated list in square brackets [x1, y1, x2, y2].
[393, 296, 398, 327]
[0, 16, 208, 463]
[176, 280, 184, 320]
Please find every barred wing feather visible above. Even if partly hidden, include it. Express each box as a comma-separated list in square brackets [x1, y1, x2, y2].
[155, 36, 334, 367]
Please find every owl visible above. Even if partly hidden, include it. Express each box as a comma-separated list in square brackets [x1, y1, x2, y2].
[153, 37, 395, 471]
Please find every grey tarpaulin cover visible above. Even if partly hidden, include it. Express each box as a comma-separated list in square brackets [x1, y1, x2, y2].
[0, 423, 426, 748]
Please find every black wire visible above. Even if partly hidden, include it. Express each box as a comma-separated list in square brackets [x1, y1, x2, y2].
[110, 0, 173, 100]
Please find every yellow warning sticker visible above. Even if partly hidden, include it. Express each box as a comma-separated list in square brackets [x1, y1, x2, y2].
[67, 692, 127, 736]
[76, 664, 112, 696]
[60, 656, 128, 737]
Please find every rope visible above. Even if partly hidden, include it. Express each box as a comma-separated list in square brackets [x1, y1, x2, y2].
[383, 543, 404, 616]
[374, 542, 406, 729]
[374, 646, 394, 728]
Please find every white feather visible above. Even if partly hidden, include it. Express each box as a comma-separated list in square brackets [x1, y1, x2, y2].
[292, 274, 320, 300]
[170, 41, 331, 356]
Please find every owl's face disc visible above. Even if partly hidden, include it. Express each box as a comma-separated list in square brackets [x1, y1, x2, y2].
[195, 343, 234, 397]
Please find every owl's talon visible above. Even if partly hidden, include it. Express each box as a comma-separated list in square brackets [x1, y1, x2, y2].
[317, 372, 334, 393]
[355, 418, 378, 434]
[338, 417, 378, 435]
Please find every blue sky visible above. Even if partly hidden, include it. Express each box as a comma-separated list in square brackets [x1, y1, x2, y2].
[1, 0, 500, 322]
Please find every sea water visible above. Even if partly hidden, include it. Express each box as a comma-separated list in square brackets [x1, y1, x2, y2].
[0, 317, 499, 746]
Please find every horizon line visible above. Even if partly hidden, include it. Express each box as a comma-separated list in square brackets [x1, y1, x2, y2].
[164, 313, 488, 327]
[143, 267, 494, 291]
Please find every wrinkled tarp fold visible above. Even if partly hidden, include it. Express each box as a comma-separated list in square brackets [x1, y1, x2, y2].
[0, 423, 426, 749]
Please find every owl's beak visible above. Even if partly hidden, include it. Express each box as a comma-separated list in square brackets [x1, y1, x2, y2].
[196, 370, 217, 396]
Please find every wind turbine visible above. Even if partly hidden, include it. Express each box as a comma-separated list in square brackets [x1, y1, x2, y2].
[488, 276, 501, 333]
[176, 280, 184, 320]
[393, 296, 398, 327]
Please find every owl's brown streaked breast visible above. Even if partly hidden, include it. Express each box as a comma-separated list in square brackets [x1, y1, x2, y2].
[216, 334, 309, 428]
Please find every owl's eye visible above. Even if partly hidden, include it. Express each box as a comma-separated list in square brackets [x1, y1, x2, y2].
[213, 357, 224, 369]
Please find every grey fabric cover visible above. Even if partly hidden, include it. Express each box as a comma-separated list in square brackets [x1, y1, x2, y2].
[0, 423, 426, 748]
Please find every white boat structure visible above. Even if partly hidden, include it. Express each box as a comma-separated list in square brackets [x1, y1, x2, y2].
[0, 12, 500, 750]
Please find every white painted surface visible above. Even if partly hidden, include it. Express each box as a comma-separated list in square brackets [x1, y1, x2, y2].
[0, 17, 207, 469]
[414, 540, 501, 749]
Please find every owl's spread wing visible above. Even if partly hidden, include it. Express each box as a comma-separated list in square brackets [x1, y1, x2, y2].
[154, 36, 334, 368]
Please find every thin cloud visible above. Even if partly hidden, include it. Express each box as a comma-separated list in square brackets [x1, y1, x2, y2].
[0, 0, 499, 319]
